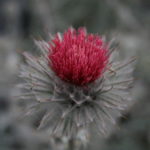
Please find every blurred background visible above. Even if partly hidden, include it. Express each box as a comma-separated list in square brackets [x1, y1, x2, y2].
[0, 0, 150, 150]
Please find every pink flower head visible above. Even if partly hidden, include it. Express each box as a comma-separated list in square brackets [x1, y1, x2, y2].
[49, 27, 108, 86]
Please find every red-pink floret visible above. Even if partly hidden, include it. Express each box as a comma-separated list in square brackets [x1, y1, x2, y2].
[49, 27, 108, 86]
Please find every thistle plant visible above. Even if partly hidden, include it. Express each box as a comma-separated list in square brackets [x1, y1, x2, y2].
[18, 27, 135, 149]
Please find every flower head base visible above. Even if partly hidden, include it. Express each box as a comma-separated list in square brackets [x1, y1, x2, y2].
[49, 28, 108, 86]
[18, 27, 136, 138]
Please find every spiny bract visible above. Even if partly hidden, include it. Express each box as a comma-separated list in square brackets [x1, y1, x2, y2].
[18, 27, 135, 137]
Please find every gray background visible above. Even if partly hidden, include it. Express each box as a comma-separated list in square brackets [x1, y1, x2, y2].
[0, 0, 150, 150]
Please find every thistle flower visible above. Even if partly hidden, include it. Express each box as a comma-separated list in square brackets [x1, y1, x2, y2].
[18, 27, 135, 137]
[49, 28, 108, 86]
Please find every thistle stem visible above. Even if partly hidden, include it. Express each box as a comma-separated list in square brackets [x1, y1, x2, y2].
[68, 138, 75, 150]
